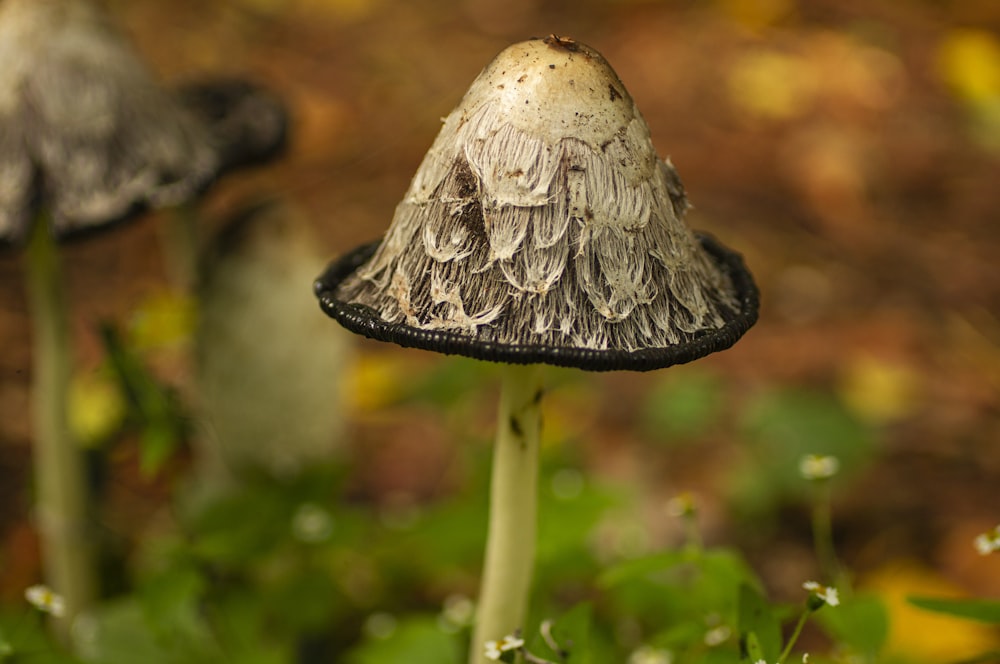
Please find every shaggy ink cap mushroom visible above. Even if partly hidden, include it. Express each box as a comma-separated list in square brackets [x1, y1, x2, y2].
[316, 36, 758, 371]
[0, 0, 288, 248]
[0, 0, 288, 633]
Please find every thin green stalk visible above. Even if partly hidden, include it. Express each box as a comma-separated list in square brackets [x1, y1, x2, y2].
[25, 220, 95, 642]
[811, 480, 840, 586]
[777, 607, 812, 664]
[470, 363, 543, 664]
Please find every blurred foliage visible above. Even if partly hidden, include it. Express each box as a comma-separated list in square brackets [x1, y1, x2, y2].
[126, 290, 196, 354]
[6, 2, 1000, 660]
[938, 28, 1000, 151]
[98, 323, 191, 476]
[835, 354, 922, 425]
[16, 346, 998, 663]
[68, 369, 127, 450]
[641, 368, 725, 444]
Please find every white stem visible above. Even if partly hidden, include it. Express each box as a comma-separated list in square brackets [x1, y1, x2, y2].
[470, 363, 543, 664]
[25, 221, 95, 642]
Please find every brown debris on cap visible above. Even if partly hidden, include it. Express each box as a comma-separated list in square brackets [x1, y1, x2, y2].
[316, 38, 758, 371]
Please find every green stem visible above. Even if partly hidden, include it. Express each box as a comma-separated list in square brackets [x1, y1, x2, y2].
[469, 364, 543, 664]
[811, 480, 840, 585]
[25, 220, 95, 642]
[777, 607, 812, 664]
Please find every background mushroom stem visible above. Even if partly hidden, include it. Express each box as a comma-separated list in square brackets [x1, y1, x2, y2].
[471, 363, 544, 664]
[161, 203, 202, 290]
[25, 218, 96, 641]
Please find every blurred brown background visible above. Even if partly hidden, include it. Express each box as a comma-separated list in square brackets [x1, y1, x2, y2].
[1, 0, 998, 655]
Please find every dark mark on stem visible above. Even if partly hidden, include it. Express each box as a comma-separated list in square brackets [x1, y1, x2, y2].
[510, 416, 523, 439]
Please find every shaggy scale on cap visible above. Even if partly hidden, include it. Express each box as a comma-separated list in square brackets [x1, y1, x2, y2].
[0, 0, 286, 246]
[316, 36, 758, 371]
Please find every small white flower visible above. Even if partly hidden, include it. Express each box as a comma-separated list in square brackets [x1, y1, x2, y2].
[628, 645, 673, 664]
[363, 612, 397, 640]
[551, 468, 584, 501]
[802, 653, 810, 663]
[973, 526, 1000, 555]
[803, 580, 840, 607]
[439, 594, 475, 631]
[484, 634, 524, 660]
[24, 585, 66, 617]
[665, 493, 697, 518]
[291, 503, 334, 543]
[703, 625, 731, 646]
[799, 454, 840, 481]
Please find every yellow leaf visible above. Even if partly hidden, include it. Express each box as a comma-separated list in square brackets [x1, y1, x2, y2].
[837, 354, 921, 424]
[343, 353, 408, 413]
[128, 289, 197, 351]
[727, 50, 815, 120]
[68, 369, 126, 448]
[863, 561, 1000, 663]
[938, 29, 1000, 103]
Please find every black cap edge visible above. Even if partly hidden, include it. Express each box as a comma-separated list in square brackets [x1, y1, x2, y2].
[314, 233, 759, 372]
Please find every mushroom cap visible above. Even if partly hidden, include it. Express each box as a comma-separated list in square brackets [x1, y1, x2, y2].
[315, 37, 758, 371]
[0, 0, 287, 247]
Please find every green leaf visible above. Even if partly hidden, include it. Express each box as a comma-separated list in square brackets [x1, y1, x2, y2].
[737, 584, 781, 662]
[265, 571, 342, 632]
[597, 551, 689, 588]
[642, 368, 724, 442]
[733, 389, 875, 516]
[817, 592, 888, 656]
[138, 425, 181, 476]
[344, 616, 460, 664]
[99, 322, 189, 475]
[599, 548, 760, 646]
[185, 484, 293, 565]
[405, 356, 490, 406]
[648, 620, 705, 649]
[536, 473, 624, 569]
[139, 566, 210, 644]
[743, 632, 764, 663]
[0, 610, 78, 664]
[907, 596, 1000, 624]
[530, 603, 593, 663]
[75, 599, 196, 664]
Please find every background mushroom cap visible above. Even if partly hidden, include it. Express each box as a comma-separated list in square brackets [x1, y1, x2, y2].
[316, 37, 758, 371]
[0, 0, 287, 247]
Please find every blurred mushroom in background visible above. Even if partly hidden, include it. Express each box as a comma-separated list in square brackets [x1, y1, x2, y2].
[195, 202, 351, 495]
[0, 0, 286, 638]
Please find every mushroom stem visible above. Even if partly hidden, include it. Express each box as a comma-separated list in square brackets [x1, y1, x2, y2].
[471, 363, 544, 664]
[162, 202, 201, 290]
[25, 219, 95, 641]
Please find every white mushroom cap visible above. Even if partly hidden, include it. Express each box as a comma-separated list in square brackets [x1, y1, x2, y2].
[317, 37, 757, 370]
[461, 37, 636, 149]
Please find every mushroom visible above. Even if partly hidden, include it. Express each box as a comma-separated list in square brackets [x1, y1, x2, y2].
[195, 202, 351, 492]
[314, 36, 758, 663]
[0, 0, 286, 635]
